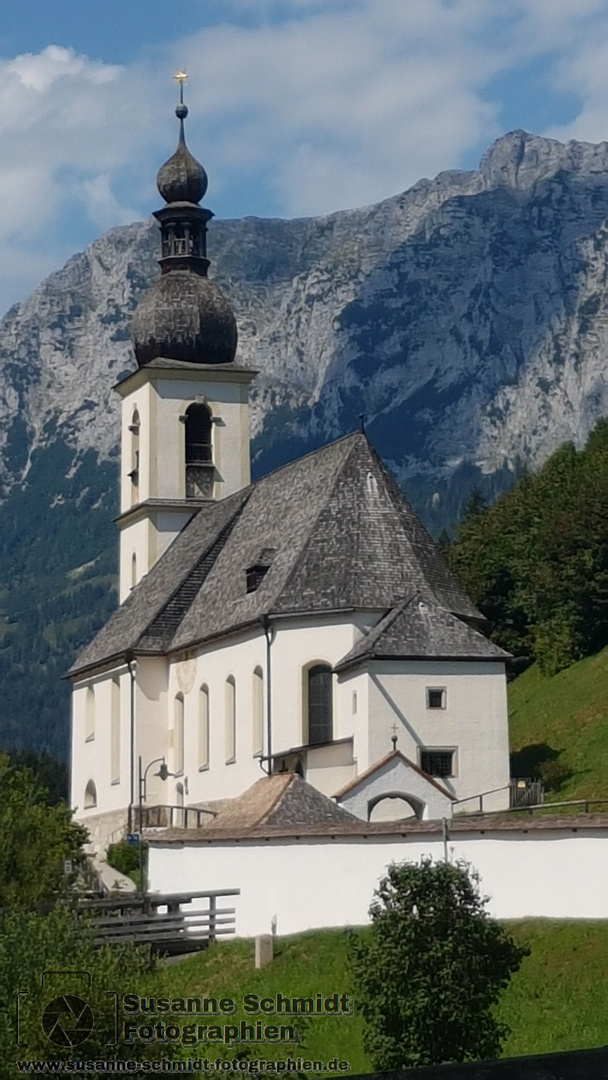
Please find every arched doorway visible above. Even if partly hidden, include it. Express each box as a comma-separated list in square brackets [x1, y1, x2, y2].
[368, 792, 425, 822]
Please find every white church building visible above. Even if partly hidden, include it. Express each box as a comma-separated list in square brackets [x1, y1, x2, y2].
[69, 91, 511, 857]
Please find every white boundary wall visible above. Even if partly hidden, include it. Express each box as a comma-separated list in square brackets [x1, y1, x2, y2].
[148, 828, 608, 938]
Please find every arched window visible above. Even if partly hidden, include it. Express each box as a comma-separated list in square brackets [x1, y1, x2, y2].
[225, 676, 236, 763]
[128, 407, 140, 504]
[84, 779, 97, 809]
[198, 684, 210, 770]
[307, 664, 333, 746]
[110, 676, 120, 784]
[85, 685, 95, 741]
[174, 694, 185, 775]
[131, 552, 137, 590]
[252, 667, 264, 757]
[185, 403, 214, 498]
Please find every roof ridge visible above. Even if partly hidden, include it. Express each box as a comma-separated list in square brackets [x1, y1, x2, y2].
[258, 773, 296, 825]
[355, 592, 416, 650]
[333, 748, 455, 801]
[255, 429, 365, 485]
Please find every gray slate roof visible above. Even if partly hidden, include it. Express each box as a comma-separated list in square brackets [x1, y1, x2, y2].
[69, 432, 484, 676]
[202, 773, 358, 834]
[335, 594, 510, 671]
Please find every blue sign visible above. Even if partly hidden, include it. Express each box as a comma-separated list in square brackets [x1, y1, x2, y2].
[126, 833, 141, 844]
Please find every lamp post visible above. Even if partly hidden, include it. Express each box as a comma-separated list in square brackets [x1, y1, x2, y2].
[137, 755, 171, 900]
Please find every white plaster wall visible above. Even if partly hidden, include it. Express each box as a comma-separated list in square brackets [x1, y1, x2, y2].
[367, 661, 509, 810]
[71, 668, 130, 820]
[164, 616, 372, 808]
[338, 756, 454, 821]
[120, 382, 153, 511]
[136, 657, 170, 807]
[118, 516, 153, 602]
[148, 830, 608, 937]
[154, 376, 250, 502]
[117, 368, 252, 600]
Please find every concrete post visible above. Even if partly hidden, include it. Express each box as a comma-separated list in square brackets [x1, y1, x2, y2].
[255, 934, 273, 968]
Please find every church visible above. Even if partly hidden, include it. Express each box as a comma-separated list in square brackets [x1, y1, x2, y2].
[69, 87, 511, 855]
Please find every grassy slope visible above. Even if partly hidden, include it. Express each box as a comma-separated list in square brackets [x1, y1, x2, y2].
[136, 922, 608, 1066]
[508, 644, 608, 802]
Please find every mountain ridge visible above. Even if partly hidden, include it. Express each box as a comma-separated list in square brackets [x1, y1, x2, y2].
[2, 127, 608, 754]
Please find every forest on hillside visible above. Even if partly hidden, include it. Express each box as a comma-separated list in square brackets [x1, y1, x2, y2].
[0, 418, 607, 760]
[447, 418, 608, 675]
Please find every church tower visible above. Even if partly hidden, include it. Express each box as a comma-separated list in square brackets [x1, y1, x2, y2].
[115, 77, 256, 601]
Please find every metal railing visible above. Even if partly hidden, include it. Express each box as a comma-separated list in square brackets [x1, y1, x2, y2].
[453, 784, 513, 814]
[457, 796, 608, 818]
[135, 804, 216, 830]
[454, 779, 548, 814]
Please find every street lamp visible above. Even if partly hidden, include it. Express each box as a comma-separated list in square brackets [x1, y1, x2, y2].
[137, 755, 172, 899]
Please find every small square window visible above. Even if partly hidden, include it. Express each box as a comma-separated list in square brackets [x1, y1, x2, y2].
[427, 688, 446, 709]
[420, 749, 455, 778]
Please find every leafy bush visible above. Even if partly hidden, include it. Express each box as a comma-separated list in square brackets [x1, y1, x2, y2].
[0, 754, 87, 909]
[349, 859, 529, 1070]
[106, 838, 145, 878]
[0, 902, 166, 1060]
[537, 758, 572, 793]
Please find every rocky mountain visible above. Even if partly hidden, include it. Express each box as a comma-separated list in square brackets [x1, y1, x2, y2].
[2, 128, 608, 757]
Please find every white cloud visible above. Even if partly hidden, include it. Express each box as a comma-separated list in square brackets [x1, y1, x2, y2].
[172, 1, 506, 215]
[0, 45, 165, 313]
[1, 2, 608, 312]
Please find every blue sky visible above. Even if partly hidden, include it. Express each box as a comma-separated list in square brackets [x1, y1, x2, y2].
[1, 0, 608, 314]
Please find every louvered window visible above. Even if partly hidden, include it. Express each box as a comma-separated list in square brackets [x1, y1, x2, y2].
[185, 404, 213, 497]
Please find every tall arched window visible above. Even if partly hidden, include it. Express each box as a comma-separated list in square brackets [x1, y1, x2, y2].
[198, 684, 210, 770]
[131, 552, 137, 590]
[225, 676, 236, 763]
[85, 685, 95, 741]
[84, 779, 97, 809]
[128, 407, 140, 505]
[174, 694, 185, 775]
[252, 667, 264, 757]
[185, 403, 214, 497]
[110, 676, 120, 784]
[307, 664, 333, 746]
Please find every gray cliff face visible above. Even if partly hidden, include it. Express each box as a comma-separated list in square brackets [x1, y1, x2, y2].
[2, 129, 608, 522]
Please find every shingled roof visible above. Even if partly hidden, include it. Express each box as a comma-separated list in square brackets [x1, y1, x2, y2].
[199, 773, 358, 835]
[335, 594, 510, 671]
[69, 432, 484, 677]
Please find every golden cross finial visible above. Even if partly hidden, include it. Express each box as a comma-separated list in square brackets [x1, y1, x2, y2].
[174, 70, 188, 105]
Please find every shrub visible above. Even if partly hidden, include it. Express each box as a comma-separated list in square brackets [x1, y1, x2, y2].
[349, 859, 529, 1069]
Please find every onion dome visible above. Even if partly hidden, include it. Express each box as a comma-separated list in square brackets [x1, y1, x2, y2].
[131, 74, 238, 367]
[132, 272, 237, 366]
[156, 101, 208, 205]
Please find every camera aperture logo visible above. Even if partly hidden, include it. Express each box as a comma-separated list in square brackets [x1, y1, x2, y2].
[41, 994, 94, 1047]
[15, 970, 118, 1050]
